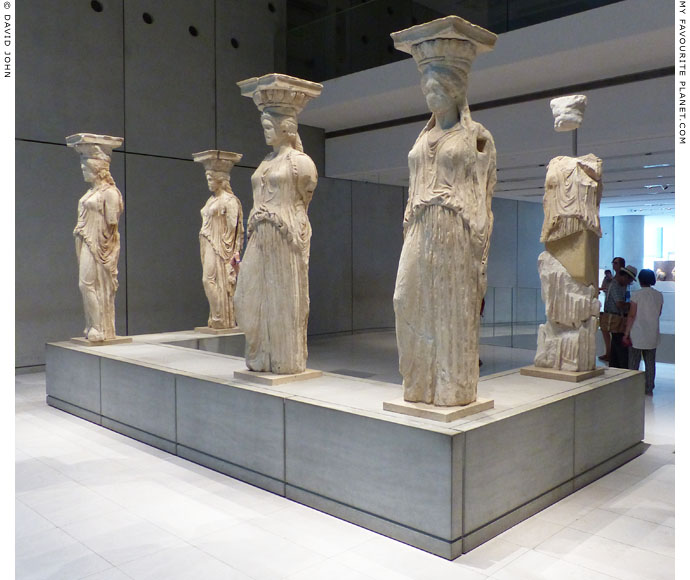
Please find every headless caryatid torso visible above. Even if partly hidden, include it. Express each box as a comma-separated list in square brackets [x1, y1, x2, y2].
[535, 154, 603, 371]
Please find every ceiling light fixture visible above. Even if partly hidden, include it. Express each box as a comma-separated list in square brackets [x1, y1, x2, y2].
[643, 163, 671, 168]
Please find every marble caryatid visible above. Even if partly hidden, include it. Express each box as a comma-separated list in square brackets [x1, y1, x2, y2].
[391, 16, 497, 407]
[193, 150, 244, 330]
[67, 133, 124, 342]
[550, 95, 587, 132]
[534, 129, 603, 371]
[234, 73, 322, 374]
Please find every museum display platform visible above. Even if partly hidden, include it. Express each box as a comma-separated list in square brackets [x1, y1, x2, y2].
[46, 331, 645, 559]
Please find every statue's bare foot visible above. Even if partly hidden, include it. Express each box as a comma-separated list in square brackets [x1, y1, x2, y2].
[87, 328, 104, 342]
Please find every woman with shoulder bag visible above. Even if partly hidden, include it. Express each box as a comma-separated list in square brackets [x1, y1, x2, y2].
[603, 265, 637, 368]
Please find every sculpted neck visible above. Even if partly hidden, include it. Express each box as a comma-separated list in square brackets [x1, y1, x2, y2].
[272, 143, 293, 155]
[434, 107, 460, 131]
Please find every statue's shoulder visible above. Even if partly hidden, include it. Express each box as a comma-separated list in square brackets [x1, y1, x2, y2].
[102, 184, 123, 202]
[469, 118, 494, 141]
[290, 150, 318, 176]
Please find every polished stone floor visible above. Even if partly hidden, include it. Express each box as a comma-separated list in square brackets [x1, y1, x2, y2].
[16, 333, 675, 579]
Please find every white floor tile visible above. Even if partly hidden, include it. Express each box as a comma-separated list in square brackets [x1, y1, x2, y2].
[17, 480, 124, 528]
[15, 499, 56, 539]
[333, 536, 488, 580]
[568, 509, 674, 556]
[285, 558, 378, 580]
[193, 521, 326, 580]
[489, 550, 619, 580]
[494, 517, 565, 549]
[247, 502, 377, 557]
[536, 527, 674, 580]
[80, 568, 135, 580]
[15, 527, 112, 580]
[60, 510, 187, 566]
[453, 537, 527, 575]
[118, 545, 252, 580]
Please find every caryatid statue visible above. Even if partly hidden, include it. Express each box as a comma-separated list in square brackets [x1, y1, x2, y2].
[234, 73, 323, 374]
[534, 95, 603, 372]
[67, 133, 125, 343]
[391, 16, 498, 407]
[193, 150, 244, 330]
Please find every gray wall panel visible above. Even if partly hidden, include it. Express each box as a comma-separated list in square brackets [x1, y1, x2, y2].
[100, 359, 176, 441]
[125, 154, 207, 334]
[16, 0, 124, 143]
[176, 376, 285, 480]
[613, 215, 645, 271]
[487, 198, 518, 289]
[124, 0, 215, 158]
[464, 399, 575, 533]
[574, 374, 646, 473]
[16, 142, 127, 366]
[216, 0, 287, 168]
[300, 125, 326, 176]
[517, 201, 544, 289]
[599, 216, 614, 270]
[285, 401, 455, 540]
[45, 346, 101, 413]
[308, 178, 353, 335]
[352, 182, 404, 330]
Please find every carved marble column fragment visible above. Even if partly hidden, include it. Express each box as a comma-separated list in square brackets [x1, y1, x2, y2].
[193, 150, 244, 331]
[535, 152, 603, 372]
[67, 133, 126, 343]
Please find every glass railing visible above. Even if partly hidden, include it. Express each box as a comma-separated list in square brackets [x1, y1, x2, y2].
[286, 0, 624, 82]
[480, 286, 547, 349]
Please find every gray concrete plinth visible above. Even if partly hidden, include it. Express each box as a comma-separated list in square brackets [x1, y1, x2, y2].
[45, 335, 645, 559]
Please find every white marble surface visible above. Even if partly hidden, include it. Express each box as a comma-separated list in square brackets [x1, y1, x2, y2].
[550, 94, 588, 131]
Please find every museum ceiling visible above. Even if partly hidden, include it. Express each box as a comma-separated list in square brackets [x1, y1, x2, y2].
[296, 0, 674, 216]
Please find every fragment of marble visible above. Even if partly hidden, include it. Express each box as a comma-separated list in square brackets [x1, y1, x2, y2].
[67, 133, 125, 342]
[535, 317, 598, 372]
[534, 251, 599, 371]
[538, 251, 600, 327]
[541, 154, 602, 244]
[550, 94, 587, 131]
[193, 150, 244, 330]
[391, 16, 497, 407]
[234, 73, 323, 375]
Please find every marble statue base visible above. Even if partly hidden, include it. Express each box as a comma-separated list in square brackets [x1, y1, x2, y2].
[194, 326, 243, 335]
[520, 365, 605, 383]
[71, 336, 132, 346]
[234, 368, 323, 386]
[383, 397, 494, 422]
[45, 332, 645, 560]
